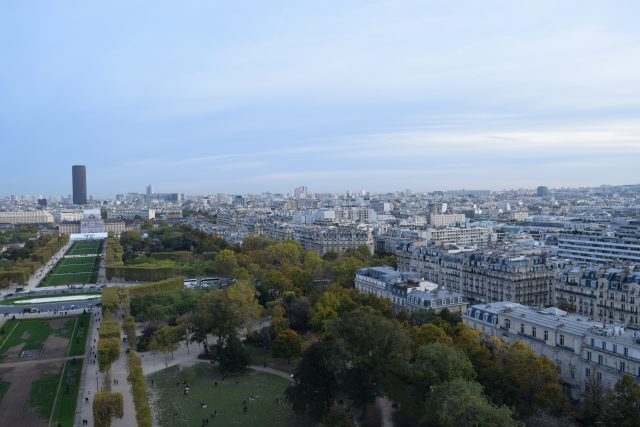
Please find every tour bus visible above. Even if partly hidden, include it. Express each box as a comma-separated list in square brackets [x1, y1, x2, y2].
[183, 279, 198, 288]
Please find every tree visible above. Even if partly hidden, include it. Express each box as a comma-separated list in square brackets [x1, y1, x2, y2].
[283, 296, 312, 333]
[98, 338, 120, 374]
[602, 374, 640, 427]
[413, 323, 453, 348]
[411, 343, 476, 400]
[212, 249, 238, 276]
[328, 309, 411, 409]
[261, 270, 294, 294]
[423, 379, 516, 427]
[150, 326, 181, 367]
[482, 341, 568, 417]
[93, 391, 124, 427]
[286, 341, 339, 419]
[269, 305, 289, 339]
[213, 334, 250, 372]
[272, 329, 303, 363]
[146, 304, 167, 326]
[176, 314, 193, 355]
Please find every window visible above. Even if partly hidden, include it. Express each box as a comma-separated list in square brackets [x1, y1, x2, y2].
[620, 362, 626, 372]
[532, 327, 537, 338]
[450, 298, 455, 304]
[504, 319, 511, 329]
[597, 372, 602, 381]
[613, 344, 617, 353]
[570, 369, 575, 380]
[521, 323, 525, 334]
[591, 338, 595, 346]
[624, 347, 629, 356]
[544, 330, 549, 341]
[585, 368, 591, 377]
[559, 334, 565, 346]
[442, 299, 447, 306]
[598, 355, 603, 365]
[602, 342, 606, 350]
[587, 351, 592, 361]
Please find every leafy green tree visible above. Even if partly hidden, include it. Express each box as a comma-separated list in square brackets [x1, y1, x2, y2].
[150, 326, 181, 367]
[411, 343, 476, 400]
[212, 249, 238, 276]
[413, 323, 453, 348]
[93, 391, 124, 427]
[423, 379, 516, 427]
[601, 374, 640, 427]
[98, 338, 120, 374]
[330, 257, 366, 288]
[272, 329, 303, 363]
[286, 341, 339, 419]
[328, 309, 411, 409]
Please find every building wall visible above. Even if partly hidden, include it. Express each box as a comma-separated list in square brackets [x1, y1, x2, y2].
[0, 211, 54, 224]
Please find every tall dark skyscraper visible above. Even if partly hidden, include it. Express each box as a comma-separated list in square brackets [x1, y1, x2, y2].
[72, 165, 87, 205]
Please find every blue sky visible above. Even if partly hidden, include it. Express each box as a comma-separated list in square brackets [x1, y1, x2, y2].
[1, 1, 639, 197]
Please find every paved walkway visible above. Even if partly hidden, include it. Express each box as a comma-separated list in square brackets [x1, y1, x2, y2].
[24, 240, 72, 291]
[74, 307, 101, 427]
[110, 332, 137, 427]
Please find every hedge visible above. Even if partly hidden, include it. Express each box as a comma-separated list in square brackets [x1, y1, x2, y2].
[123, 315, 137, 350]
[99, 320, 121, 340]
[127, 352, 152, 427]
[128, 278, 183, 297]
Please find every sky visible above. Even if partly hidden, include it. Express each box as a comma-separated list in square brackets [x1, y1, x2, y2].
[1, 1, 639, 198]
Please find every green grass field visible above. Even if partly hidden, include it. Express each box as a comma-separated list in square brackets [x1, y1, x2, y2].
[148, 363, 302, 427]
[27, 370, 60, 420]
[68, 313, 90, 356]
[66, 240, 102, 256]
[40, 255, 100, 287]
[0, 317, 80, 360]
[51, 358, 83, 427]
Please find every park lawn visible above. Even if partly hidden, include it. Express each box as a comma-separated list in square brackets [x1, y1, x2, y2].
[51, 359, 83, 427]
[66, 241, 102, 256]
[54, 262, 98, 275]
[68, 313, 90, 356]
[0, 317, 76, 359]
[0, 318, 52, 358]
[148, 363, 302, 427]
[27, 369, 62, 421]
[0, 378, 10, 403]
[41, 271, 96, 286]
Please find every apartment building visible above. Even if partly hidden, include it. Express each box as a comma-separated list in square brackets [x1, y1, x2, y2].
[0, 210, 54, 224]
[556, 265, 640, 328]
[295, 226, 373, 255]
[465, 301, 640, 400]
[355, 266, 467, 313]
[398, 243, 557, 307]
[424, 226, 496, 247]
[429, 213, 466, 227]
[558, 232, 640, 263]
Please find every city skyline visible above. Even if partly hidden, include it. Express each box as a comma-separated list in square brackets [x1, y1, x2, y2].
[1, 1, 639, 197]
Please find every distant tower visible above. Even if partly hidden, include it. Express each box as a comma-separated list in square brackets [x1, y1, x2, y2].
[536, 186, 550, 197]
[146, 184, 153, 195]
[72, 165, 87, 205]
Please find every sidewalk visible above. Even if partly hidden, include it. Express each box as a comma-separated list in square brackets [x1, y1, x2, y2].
[74, 307, 101, 427]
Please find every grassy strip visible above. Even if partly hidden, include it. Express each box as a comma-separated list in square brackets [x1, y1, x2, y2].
[69, 313, 90, 356]
[0, 378, 10, 403]
[27, 369, 61, 420]
[51, 359, 84, 427]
